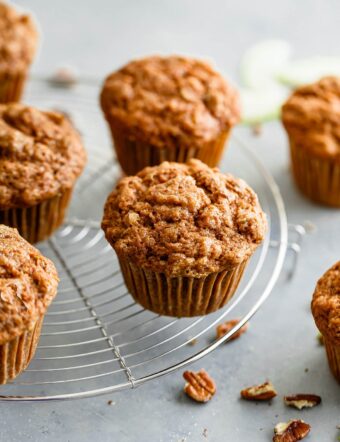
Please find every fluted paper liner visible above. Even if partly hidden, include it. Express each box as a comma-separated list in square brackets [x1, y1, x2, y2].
[0, 188, 73, 243]
[324, 337, 340, 383]
[0, 316, 43, 384]
[0, 71, 27, 103]
[119, 256, 249, 317]
[290, 138, 340, 207]
[107, 120, 230, 175]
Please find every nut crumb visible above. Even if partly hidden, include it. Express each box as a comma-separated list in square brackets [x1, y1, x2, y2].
[273, 420, 310, 441]
[284, 394, 321, 410]
[303, 220, 317, 233]
[107, 400, 115, 406]
[251, 123, 262, 136]
[183, 369, 216, 403]
[216, 319, 248, 341]
[188, 338, 197, 346]
[241, 381, 277, 401]
[49, 67, 77, 88]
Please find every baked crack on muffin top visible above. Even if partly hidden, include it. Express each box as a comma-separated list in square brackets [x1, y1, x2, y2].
[100, 56, 240, 150]
[312, 262, 340, 344]
[282, 76, 340, 160]
[0, 2, 38, 73]
[102, 159, 267, 278]
[0, 225, 58, 344]
[0, 103, 87, 210]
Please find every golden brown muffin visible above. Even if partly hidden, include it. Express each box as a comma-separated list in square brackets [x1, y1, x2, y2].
[312, 262, 340, 382]
[0, 224, 58, 383]
[102, 159, 266, 317]
[100, 55, 240, 175]
[0, 103, 87, 243]
[0, 2, 38, 103]
[282, 76, 340, 207]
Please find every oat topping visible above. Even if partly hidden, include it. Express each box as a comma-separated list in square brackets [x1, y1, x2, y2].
[0, 225, 58, 343]
[0, 103, 87, 209]
[102, 159, 267, 277]
[100, 55, 240, 150]
[282, 77, 340, 160]
[0, 2, 38, 73]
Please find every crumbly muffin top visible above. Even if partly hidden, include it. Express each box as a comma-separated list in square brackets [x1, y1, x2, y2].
[312, 262, 340, 344]
[0, 2, 38, 73]
[282, 77, 340, 161]
[102, 159, 267, 278]
[0, 225, 58, 344]
[0, 103, 87, 210]
[100, 56, 240, 149]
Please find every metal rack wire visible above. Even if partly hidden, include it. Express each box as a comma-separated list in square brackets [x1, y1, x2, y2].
[0, 77, 302, 401]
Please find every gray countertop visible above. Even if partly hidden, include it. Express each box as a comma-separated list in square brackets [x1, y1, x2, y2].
[2, 0, 340, 440]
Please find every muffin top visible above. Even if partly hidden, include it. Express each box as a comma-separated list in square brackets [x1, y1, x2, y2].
[282, 76, 340, 161]
[0, 103, 87, 210]
[102, 159, 267, 278]
[0, 225, 58, 344]
[0, 2, 38, 73]
[312, 262, 340, 344]
[100, 56, 240, 150]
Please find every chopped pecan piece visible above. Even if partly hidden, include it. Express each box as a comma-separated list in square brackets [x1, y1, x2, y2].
[216, 319, 248, 341]
[284, 394, 321, 410]
[49, 67, 77, 88]
[183, 369, 216, 403]
[240, 381, 277, 401]
[273, 420, 310, 442]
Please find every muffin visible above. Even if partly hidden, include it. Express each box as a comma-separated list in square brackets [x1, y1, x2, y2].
[102, 159, 266, 317]
[0, 225, 58, 384]
[312, 262, 340, 383]
[100, 55, 240, 175]
[282, 77, 340, 207]
[0, 103, 87, 243]
[0, 2, 38, 103]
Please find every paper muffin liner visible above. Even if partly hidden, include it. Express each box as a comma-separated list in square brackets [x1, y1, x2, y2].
[0, 71, 27, 103]
[0, 188, 73, 244]
[0, 315, 43, 385]
[118, 256, 249, 317]
[323, 337, 340, 383]
[289, 138, 340, 207]
[107, 120, 230, 175]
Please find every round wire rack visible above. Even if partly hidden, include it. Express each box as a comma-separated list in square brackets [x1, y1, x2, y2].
[0, 77, 290, 401]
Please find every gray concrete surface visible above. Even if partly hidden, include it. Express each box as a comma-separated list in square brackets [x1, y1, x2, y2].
[1, 0, 339, 440]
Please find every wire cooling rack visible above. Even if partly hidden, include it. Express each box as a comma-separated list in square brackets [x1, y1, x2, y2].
[0, 76, 298, 401]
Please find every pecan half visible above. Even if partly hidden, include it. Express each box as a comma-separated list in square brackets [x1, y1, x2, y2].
[273, 420, 311, 442]
[183, 369, 216, 403]
[284, 394, 321, 410]
[216, 319, 248, 341]
[240, 381, 277, 401]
